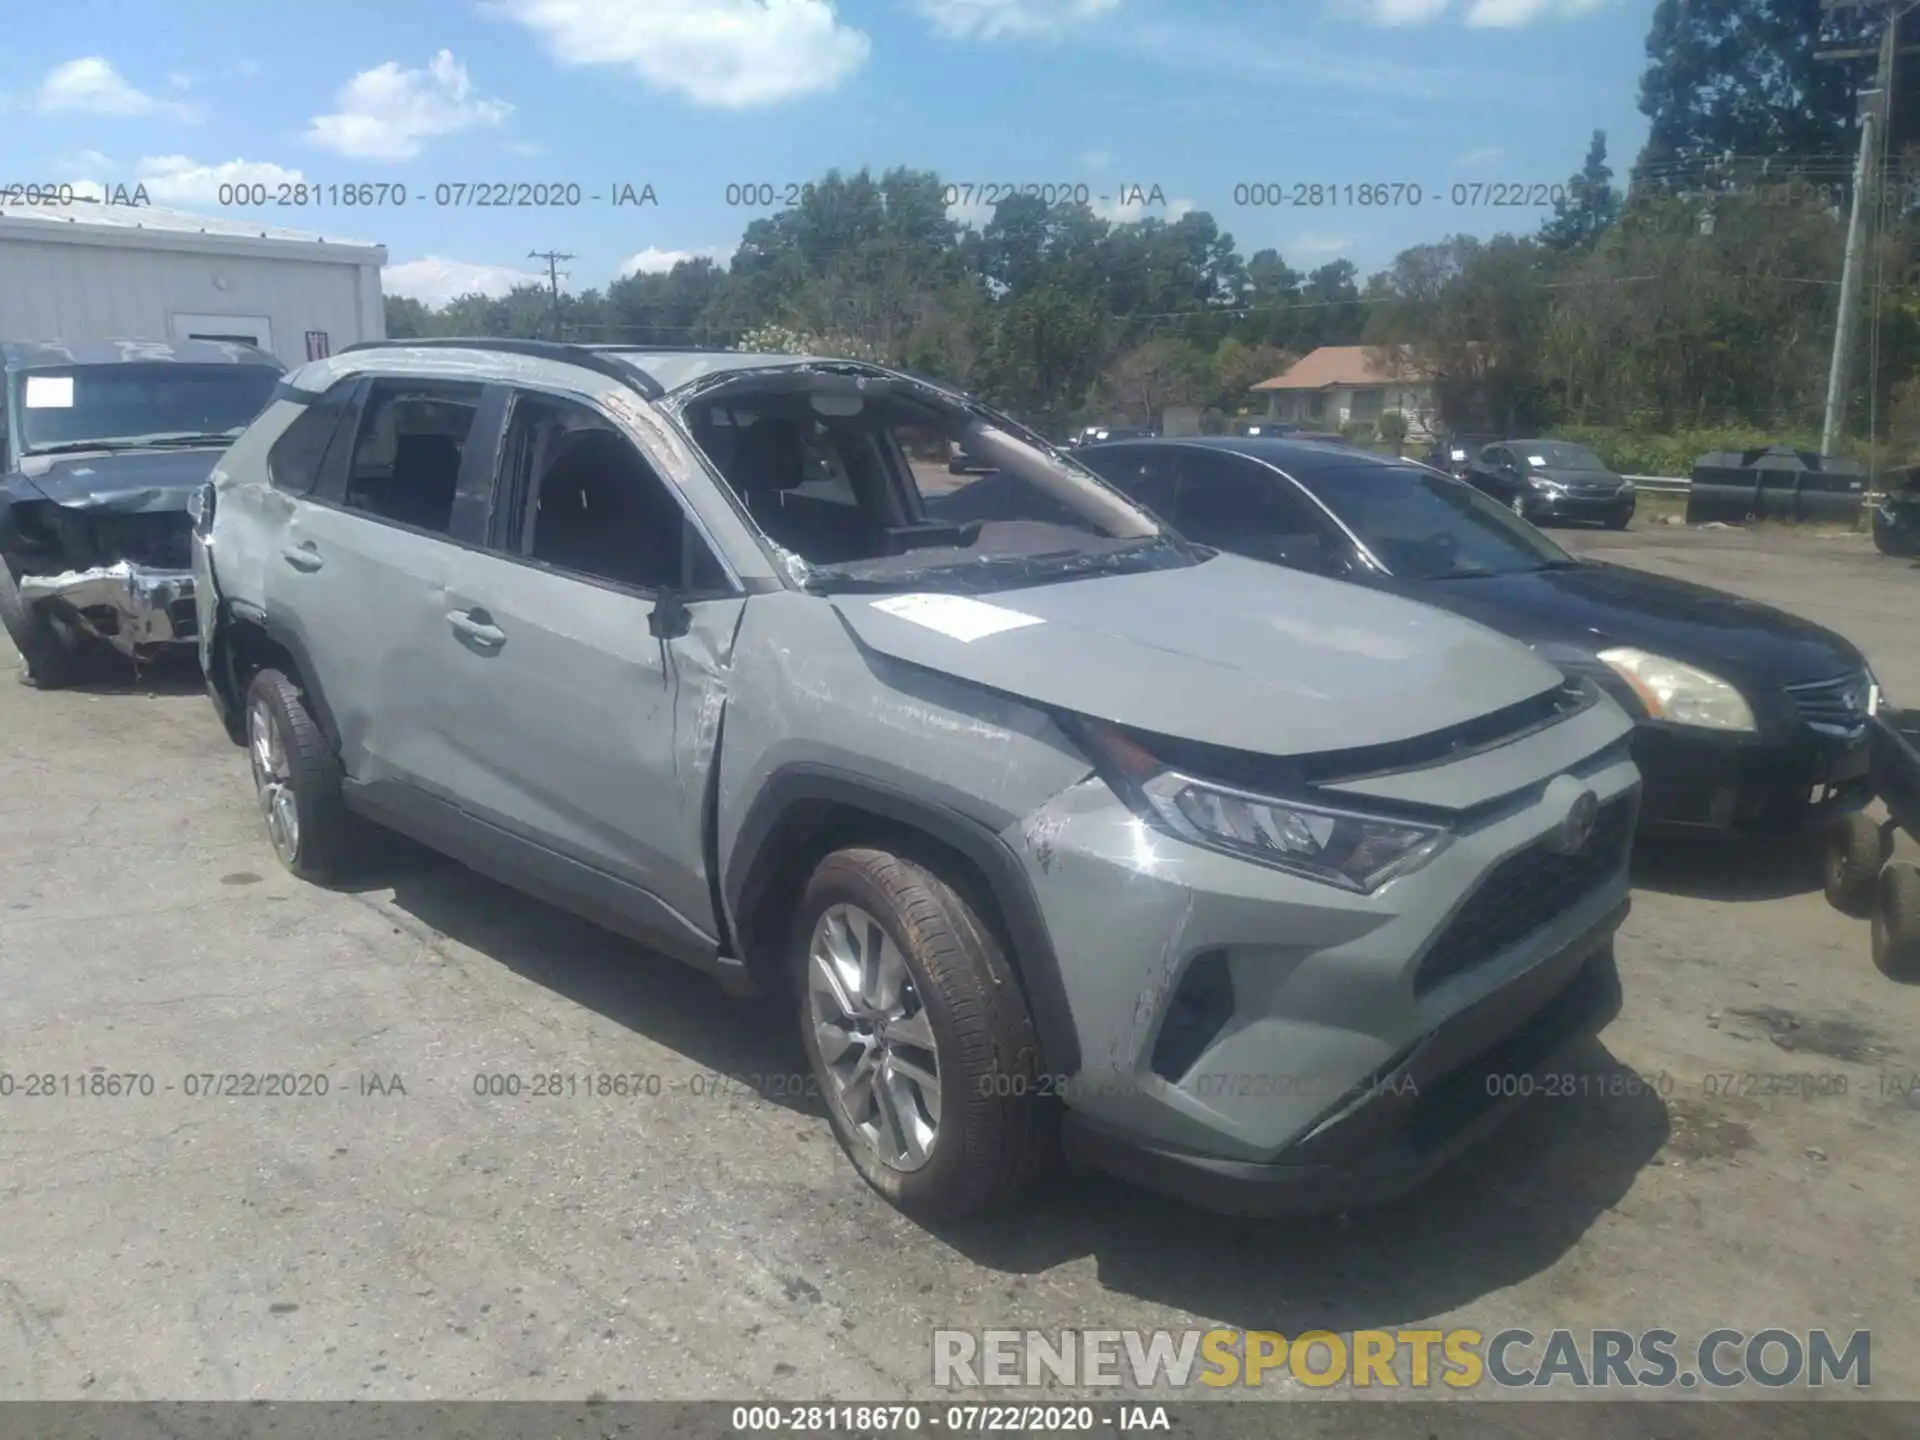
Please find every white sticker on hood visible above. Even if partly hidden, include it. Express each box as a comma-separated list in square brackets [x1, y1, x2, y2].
[870, 593, 1044, 643]
[24, 375, 74, 408]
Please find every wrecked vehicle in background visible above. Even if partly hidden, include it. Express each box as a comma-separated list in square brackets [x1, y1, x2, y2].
[0, 339, 284, 687]
[196, 338, 1640, 1225]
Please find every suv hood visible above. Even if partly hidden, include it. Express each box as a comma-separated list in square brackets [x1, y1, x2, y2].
[831, 552, 1565, 757]
[7, 446, 226, 514]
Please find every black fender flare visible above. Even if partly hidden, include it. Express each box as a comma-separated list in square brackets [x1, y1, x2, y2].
[215, 600, 345, 756]
[724, 763, 1082, 1078]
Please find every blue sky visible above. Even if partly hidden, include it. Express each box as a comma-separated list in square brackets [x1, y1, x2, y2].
[3, 0, 1654, 307]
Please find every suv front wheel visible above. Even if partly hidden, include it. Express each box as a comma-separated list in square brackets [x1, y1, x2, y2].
[795, 847, 1056, 1220]
[245, 668, 352, 882]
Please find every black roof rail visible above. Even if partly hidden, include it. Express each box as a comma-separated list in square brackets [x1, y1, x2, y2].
[337, 336, 665, 399]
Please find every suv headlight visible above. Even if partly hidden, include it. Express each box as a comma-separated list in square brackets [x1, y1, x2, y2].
[1065, 717, 1450, 892]
[1526, 474, 1563, 493]
[1597, 647, 1756, 731]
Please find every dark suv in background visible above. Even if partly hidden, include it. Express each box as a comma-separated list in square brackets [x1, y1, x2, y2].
[0, 338, 283, 687]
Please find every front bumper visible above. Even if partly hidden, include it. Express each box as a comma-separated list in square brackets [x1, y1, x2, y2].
[1001, 714, 1640, 1203]
[1520, 488, 1635, 524]
[1632, 722, 1871, 836]
[17, 562, 196, 656]
[1063, 916, 1622, 1217]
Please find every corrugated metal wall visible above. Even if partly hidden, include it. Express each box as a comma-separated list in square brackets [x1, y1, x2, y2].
[0, 238, 380, 370]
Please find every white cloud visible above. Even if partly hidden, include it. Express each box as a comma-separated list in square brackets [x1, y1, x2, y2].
[234, 59, 262, 78]
[167, 71, 195, 90]
[384, 256, 548, 307]
[54, 148, 116, 175]
[35, 57, 201, 120]
[946, 197, 997, 230]
[306, 51, 511, 161]
[1342, 0, 1448, 23]
[1455, 145, 1504, 167]
[620, 245, 731, 276]
[913, 0, 1120, 40]
[1337, 0, 1605, 23]
[1465, 0, 1604, 24]
[506, 139, 547, 156]
[1081, 149, 1113, 172]
[1093, 193, 1195, 224]
[133, 155, 305, 205]
[1291, 231, 1352, 258]
[487, 0, 870, 109]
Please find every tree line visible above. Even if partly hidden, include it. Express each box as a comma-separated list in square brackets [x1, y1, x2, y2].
[386, 0, 1920, 459]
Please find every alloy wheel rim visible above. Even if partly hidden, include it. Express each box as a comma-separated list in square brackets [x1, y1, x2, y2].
[1511, 494, 1526, 515]
[806, 902, 943, 1171]
[247, 699, 299, 864]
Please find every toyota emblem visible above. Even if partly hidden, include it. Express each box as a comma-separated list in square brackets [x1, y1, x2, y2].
[1552, 791, 1599, 854]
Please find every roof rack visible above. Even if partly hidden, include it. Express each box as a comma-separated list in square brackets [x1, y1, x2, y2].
[337, 337, 667, 399]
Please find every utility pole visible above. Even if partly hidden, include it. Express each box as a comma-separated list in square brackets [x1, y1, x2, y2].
[528, 250, 573, 341]
[1818, 1, 1916, 455]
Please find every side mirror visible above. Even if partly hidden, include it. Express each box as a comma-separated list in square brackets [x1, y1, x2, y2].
[649, 587, 692, 640]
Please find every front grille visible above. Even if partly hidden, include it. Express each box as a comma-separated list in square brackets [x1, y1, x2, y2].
[1785, 670, 1871, 737]
[1413, 795, 1633, 994]
[45, 507, 193, 570]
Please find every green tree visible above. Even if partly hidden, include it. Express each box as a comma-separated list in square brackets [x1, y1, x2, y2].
[1634, 0, 1920, 193]
[1540, 131, 1621, 255]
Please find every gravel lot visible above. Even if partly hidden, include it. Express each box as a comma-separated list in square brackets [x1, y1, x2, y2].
[1, 522, 1917, 1407]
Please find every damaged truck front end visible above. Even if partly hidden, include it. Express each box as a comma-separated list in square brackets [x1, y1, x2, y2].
[1, 481, 199, 657]
[0, 340, 284, 686]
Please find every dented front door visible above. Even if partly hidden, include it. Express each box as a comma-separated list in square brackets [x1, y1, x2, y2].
[432, 545, 742, 950]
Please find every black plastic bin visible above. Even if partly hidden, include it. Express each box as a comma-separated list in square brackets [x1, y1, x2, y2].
[1686, 445, 1867, 526]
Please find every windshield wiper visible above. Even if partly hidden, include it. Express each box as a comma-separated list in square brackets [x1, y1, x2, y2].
[23, 439, 150, 457]
[132, 432, 242, 447]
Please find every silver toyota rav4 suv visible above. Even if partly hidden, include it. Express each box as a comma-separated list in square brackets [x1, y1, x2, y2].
[192, 339, 1641, 1222]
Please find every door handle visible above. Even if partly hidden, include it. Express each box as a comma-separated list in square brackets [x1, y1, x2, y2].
[280, 542, 324, 572]
[447, 608, 506, 649]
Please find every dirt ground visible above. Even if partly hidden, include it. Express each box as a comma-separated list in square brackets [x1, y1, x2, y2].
[0, 520, 1916, 1410]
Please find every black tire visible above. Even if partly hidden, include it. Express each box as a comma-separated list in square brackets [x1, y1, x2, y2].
[793, 846, 1056, 1221]
[0, 562, 80, 689]
[1871, 861, 1920, 981]
[1824, 811, 1891, 919]
[1605, 509, 1632, 531]
[243, 667, 352, 883]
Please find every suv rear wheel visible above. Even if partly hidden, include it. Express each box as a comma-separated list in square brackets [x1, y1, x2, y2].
[245, 668, 352, 882]
[794, 847, 1055, 1220]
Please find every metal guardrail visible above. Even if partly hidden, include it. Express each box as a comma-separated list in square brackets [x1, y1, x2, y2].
[1624, 474, 1691, 495]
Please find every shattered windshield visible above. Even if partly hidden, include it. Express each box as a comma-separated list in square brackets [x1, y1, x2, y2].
[679, 375, 1192, 594]
[16, 363, 282, 454]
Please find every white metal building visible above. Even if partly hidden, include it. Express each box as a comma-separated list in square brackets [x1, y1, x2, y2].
[0, 199, 386, 370]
